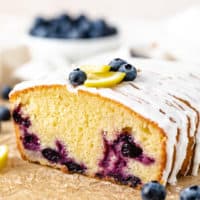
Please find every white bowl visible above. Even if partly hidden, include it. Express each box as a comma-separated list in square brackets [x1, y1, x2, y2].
[24, 34, 121, 62]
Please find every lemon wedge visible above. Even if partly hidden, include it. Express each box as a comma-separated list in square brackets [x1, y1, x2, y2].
[84, 72, 126, 88]
[80, 65, 111, 74]
[0, 145, 8, 170]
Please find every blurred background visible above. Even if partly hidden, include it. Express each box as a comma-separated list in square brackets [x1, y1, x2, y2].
[0, 0, 200, 89]
[0, 0, 199, 18]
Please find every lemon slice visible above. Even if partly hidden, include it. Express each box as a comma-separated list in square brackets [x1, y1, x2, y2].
[80, 65, 111, 73]
[84, 72, 126, 88]
[0, 145, 8, 170]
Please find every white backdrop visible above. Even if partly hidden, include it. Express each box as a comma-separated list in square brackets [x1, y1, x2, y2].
[0, 0, 199, 19]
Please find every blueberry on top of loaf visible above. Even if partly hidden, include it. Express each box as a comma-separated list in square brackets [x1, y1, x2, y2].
[69, 58, 137, 87]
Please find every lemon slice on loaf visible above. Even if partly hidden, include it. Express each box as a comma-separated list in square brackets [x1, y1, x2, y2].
[69, 59, 137, 88]
[80, 65, 111, 73]
[84, 72, 125, 88]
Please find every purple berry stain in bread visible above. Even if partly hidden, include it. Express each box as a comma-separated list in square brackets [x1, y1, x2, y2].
[55, 140, 87, 173]
[64, 161, 86, 173]
[23, 132, 40, 151]
[12, 105, 31, 128]
[12, 105, 86, 173]
[55, 140, 67, 162]
[42, 148, 61, 163]
[96, 131, 155, 187]
[121, 141, 142, 158]
[42, 140, 87, 174]
[12, 105, 40, 151]
[12, 105, 151, 184]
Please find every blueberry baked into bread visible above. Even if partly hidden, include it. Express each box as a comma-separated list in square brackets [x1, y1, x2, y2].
[9, 58, 200, 188]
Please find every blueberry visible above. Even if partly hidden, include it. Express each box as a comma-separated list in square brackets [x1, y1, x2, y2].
[29, 17, 51, 38]
[95, 172, 104, 178]
[89, 19, 117, 37]
[60, 22, 72, 33]
[52, 16, 72, 35]
[69, 69, 87, 86]
[88, 19, 107, 38]
[65, 28, 83, 39]
[180, 185, 200, 200]
[111, 174, 141, 187]
[74, 14, 88, 25]
[12, 106, 31, 128]
[23, 133, 40, 151]
[77, 20, 91, 38]
[42, 148, 61, 163]
[105, 26, 118, 36]
[29, 25, 49, 37]
[30, 14, 118, 39]
[108, 58, 127, 71]
[118, 63, 137, 81]
[57, 13, 72, 23]
[129, 176, 142, 187]
[1, 86, 12, 100]
[88, 29, 102, 38]
[0, 106, 11, 121]
[141, 181, 166, 200]
[48, 23, 62, 38]
[121, 142, 143, 158]
[50, 24, 71, 38]
[32, 16, 47, 27]
[92, 19, 106, 30]
[65, 161, 86, 173]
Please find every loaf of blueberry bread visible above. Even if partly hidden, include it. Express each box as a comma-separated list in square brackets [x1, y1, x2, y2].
[9, 58, 200, 188]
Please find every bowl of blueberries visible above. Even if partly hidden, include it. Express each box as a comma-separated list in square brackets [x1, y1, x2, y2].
[26, 13, 120, 61]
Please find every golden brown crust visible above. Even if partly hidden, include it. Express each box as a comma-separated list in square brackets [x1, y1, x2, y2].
[14, 123, 28, 161]
[10, 84, 167, 185]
